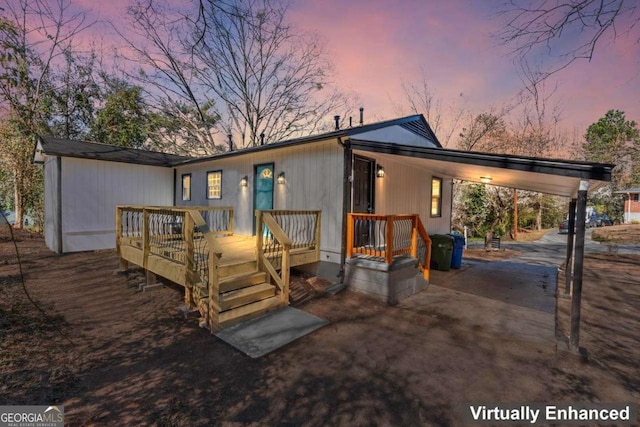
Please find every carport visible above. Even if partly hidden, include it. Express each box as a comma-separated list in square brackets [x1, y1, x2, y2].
[345, 139, 614, 353]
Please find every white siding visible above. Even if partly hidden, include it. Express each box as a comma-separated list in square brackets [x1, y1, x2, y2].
[175, 139, 345, 263]
[44, 155, 60, 252]
[61, 157, 174, 252]
[351, 125, 439, 148]
[624, 212, 640, 223]
[361, 151, 452, 234]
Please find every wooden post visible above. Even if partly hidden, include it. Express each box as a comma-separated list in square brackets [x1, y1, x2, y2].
[314, 211, 322, 261]
[142, 209, 150, 270]
[255, 210, 264, 270]
[385, 216, 394, 265]
[207, 247, 220, 332]
[184, 212, 195, 307]
[570, 181, 588, 353]
[513, 189, 518, 240]
[410, 215, 418, 258]
[564, 198, 577, 295]
[281, 245, 290, 304]
[228, 208, 234, 235]
[346, 214, 354, 259]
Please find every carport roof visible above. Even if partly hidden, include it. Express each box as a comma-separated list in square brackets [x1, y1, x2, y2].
[349, 139, 614, 198]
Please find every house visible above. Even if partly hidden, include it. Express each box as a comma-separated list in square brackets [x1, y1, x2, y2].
[34, 114, 614, 339]
[616, 187, 640, 223]
[33, 137, 190, 253]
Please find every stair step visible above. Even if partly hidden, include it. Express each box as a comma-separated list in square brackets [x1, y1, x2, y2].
[219, 271, 268, 293]
[219, 260, 257, 277]
[219, 295, 283, 328]
[220, 282, 276, 311]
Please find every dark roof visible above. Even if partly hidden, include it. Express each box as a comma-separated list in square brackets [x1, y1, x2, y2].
[37, 136, 190, 167]
[175, 114, 440, 166]
[348, 139, 614, 181]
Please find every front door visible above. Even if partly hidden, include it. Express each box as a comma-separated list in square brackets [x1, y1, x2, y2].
[352, 156, 375, 248]
[254, 163, 274, 234]
[353, 156, 375, 213]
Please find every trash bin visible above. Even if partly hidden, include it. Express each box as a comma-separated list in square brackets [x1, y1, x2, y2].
[448, 233, 466, 269]
[430, 234, 454, 271]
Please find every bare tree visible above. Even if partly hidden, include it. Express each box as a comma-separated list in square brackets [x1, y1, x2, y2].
[497, 0, 640, 79]
[0, 0, 93, 227]
[392, 70, 467, 147]
[123, 0, 346, 151]
[457, 111, 509, 152]
[122, 0, 219, 154]
[192, 0, 346, 147]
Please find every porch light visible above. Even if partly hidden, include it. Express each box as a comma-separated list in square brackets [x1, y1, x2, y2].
[240, 175, 248, 187]
[277, 172, 286, 184]
[480, 176, 492, 184]
[376, 165, 385, 178]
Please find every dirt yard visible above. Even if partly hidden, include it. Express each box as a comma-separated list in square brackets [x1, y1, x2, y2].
[592, 223, 640, 244]
[1, 227, 639, 426]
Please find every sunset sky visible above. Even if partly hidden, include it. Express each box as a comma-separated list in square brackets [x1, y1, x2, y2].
[70, 0, 640, 145]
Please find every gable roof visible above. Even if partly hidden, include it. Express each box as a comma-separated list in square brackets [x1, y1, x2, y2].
[175, 114, 440, 166]
[35, 136, 190, 167]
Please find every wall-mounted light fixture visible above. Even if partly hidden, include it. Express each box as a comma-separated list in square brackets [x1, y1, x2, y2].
[480, 176, 492, 184]
[240, 175, 248, 187]
[277, 172, 286, 184]
[376, 165, 385, 178]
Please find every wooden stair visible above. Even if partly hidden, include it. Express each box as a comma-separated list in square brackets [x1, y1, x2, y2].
[196, 268, 283, 330]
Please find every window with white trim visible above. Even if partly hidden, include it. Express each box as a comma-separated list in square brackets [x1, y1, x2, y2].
[207, 171, 222, 199]
[182, 174, 191, 201]
[431, 177, 442, 217]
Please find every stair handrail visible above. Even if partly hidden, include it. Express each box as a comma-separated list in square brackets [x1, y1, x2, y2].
[346, 213, 432, 281]
[185, 210, 223, 331]
[256, 211, 292, 304]
[414, 216, 432, 281]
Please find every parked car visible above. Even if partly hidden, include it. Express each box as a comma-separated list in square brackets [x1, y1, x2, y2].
[595, 214, 613, 227]
[558, 219, 572, 234]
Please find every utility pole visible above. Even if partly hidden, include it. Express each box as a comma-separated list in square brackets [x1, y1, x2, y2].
[513, 189, 518, 240]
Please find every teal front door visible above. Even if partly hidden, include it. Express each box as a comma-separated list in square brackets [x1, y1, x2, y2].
[254, 163, 274, 234]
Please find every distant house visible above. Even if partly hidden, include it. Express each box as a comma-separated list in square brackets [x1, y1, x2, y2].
[616, 187, 640, 223]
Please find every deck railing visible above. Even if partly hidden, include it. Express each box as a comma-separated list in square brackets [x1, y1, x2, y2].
[346, 213, 432, 280]
[255, 210, 321, 303]
[116, 206, 229, 308]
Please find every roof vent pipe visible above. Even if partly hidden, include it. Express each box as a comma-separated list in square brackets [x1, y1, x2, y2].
[334, 115, 340, 130]
[227, 134, 233, 151]
[349, 117, 352, 127]
[260, 132, 265, 145]
[359, 107, 364, 126]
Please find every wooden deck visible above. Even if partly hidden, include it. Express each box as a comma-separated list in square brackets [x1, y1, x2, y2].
[116, 207, 322, 331]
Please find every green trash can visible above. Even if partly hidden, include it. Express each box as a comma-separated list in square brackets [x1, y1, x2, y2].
[430, 234, 454, 271]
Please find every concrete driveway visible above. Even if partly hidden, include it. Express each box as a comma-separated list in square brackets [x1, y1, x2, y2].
[414, 229, 640, 349]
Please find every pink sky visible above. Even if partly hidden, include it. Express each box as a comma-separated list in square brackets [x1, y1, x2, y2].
[288, 0, 640, 140]
[73, 0, 640, 145]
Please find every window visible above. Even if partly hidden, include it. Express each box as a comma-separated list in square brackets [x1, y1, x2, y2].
[182, 174, 191, 201]
[634, 194, 640, 202]
[207, 171, 222, 199]
[431, 177, 442, 217]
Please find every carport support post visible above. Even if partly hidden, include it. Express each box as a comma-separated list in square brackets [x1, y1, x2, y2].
[570, 181, 588, 353]
[564, 198, 577, 294]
